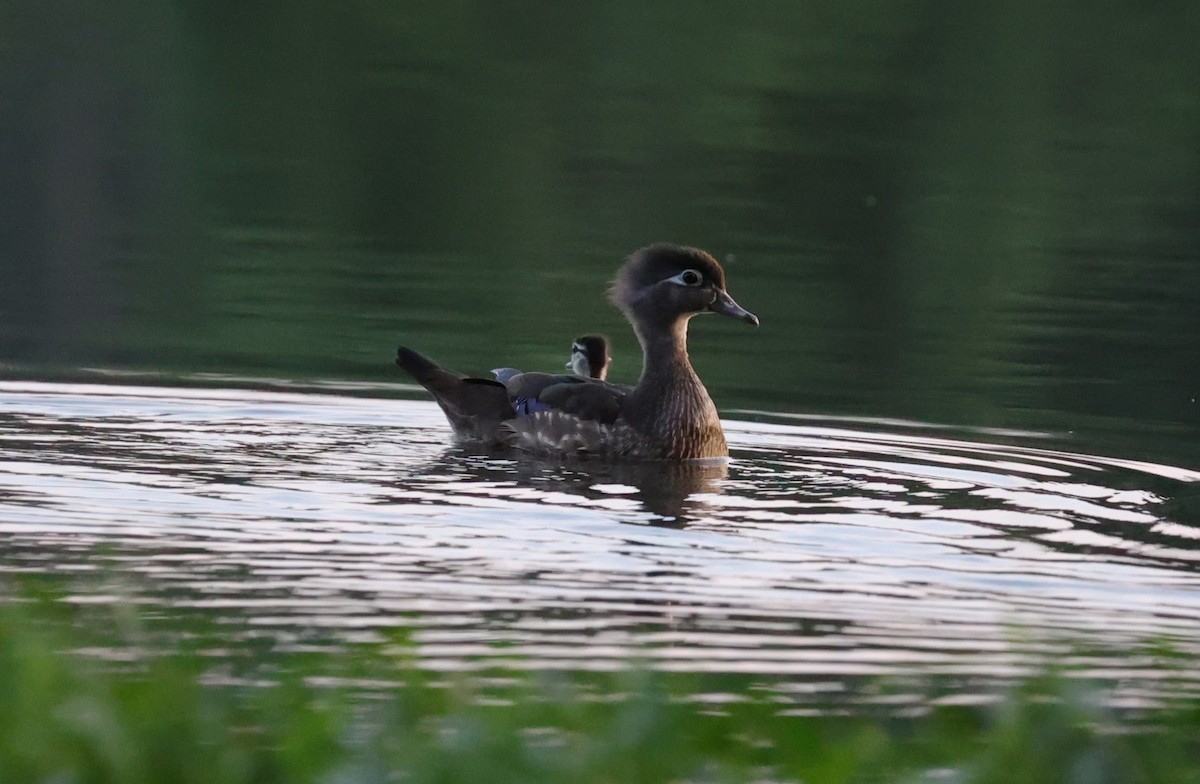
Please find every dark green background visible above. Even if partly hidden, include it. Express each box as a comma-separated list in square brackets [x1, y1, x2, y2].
[2, 2, 1198, 465]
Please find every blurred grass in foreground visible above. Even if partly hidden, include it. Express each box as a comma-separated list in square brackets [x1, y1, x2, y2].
[1, 592, 1198, 784]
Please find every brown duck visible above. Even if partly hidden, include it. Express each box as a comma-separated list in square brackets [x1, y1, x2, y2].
[395, 244, 759, 460]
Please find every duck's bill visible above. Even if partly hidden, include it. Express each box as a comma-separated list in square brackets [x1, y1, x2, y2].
[709, 290, 760, 326]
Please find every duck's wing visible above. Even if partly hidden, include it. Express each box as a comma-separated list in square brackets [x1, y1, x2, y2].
[502, 372, 627, 424]
[396, 347, 516, 442]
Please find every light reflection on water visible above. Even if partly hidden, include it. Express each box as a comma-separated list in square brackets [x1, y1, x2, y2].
[1, 381, 1199, 706]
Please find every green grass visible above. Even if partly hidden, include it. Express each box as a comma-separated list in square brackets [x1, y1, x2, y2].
[1, 592, 1198, 784]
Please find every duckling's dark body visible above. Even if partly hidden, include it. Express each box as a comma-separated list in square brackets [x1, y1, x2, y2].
[396, 244, 758, 460]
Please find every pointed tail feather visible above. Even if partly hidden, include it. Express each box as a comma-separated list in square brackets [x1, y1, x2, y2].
[395, 346, 516, 442]
[396, 346, 468, 394]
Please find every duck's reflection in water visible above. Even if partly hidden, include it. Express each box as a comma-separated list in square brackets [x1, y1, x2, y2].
[399, 447, 729, 525]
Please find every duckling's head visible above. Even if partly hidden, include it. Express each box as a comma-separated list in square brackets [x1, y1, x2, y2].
[609, 244, 759, 329]
[565, 334, 612, 380]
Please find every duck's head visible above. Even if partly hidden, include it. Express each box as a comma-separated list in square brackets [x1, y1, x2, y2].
[609, 244, 759, 329]
[566, 334, 612, 380]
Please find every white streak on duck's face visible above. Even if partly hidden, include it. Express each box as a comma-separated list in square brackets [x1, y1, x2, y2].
[566, 342, 590, 376]
[665, 268, 705, 287]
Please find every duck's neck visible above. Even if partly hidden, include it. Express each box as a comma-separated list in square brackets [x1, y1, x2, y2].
[634, 317, 697, 387]
[626, 316, 725, 457]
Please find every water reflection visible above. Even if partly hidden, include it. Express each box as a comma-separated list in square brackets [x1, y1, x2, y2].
[1, 381, 1199, 708]
[399, 448, 729, 524]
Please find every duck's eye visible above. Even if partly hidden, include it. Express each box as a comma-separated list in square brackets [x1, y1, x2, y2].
[679, 269, 703, 287]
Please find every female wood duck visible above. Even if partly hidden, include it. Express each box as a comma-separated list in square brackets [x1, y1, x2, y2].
[395, 243, 758, 460]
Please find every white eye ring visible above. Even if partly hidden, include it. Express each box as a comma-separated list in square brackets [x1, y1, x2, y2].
[669, 269, 704, 287]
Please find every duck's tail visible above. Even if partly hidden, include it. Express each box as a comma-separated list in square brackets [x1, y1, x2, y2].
[396, 346, 466, 392]
[395, 346, 516, 442]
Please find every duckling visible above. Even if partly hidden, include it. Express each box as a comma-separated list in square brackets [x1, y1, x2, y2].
[566, 334, 612, 380]
[491, 334, 612, 386]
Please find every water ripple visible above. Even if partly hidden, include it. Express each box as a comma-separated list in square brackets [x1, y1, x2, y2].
[1, 381, 1198, 705]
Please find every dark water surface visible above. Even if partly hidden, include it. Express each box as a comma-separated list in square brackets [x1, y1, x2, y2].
[2, 381, 1198, 707]
[1, 3, 1198, 465]
[1, 3, 1199, 709]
